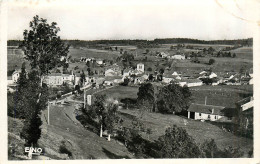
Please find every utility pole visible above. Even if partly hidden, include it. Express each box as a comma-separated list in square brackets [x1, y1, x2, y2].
[205, 96, 207, 105]
[84, 89, 86, 108]
[47, 100, 50, 125]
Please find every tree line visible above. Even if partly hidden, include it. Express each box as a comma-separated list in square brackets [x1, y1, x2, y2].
[8, 38, 253, 47]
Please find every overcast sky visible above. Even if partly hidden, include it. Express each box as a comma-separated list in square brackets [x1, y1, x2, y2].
[7, 0, 259, 41]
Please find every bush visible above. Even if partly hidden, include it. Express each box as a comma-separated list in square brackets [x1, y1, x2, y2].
[209, 58, 215, 65]
[59, 143, 72, 157]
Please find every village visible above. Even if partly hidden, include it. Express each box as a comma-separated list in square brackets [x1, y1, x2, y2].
[6, 8, 254, 159]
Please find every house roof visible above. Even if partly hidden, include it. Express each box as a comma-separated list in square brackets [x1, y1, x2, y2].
[188, 103, 225, 115]
[48, 73, 62, 76]
[236, 97, 253, 106]
[179, 78, 202, 83]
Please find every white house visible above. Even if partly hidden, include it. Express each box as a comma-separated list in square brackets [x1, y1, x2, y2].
[181, 79, 203, 87]
[158, 52, 169, 58]
[96, 59, 104, 65]
[171, 55, 185, 60]
[105, 69, 118, 76]
[162, 77, 174, 84]
[137, 63, 144, 72]
[209, 72, 217, 79]
[187, 103, 226, 121]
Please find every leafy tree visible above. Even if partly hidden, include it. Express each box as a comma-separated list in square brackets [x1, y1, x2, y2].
[137, 83, 155, 112]
[20, 71, 48, 146]
[103, 101, 121, 141]
[79, 70, 86, 86]
[156, 83, 192, 113]
[17, 62, 28, 92]
[147, 67, 152, 72]
[200, 139, 218, 158]
[88, 95, 121, 141]
[159, 68, 164, 74]
[209, 58, 215, 65]
[155, 125, 201, 158]
[18, 15, 68, 147]
[20, 15, 69, 81]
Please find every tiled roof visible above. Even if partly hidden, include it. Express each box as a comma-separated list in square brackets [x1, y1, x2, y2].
[188, 103, 225, 115]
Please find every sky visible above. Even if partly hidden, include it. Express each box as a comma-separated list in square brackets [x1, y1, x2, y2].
[7, 0, 260, 41]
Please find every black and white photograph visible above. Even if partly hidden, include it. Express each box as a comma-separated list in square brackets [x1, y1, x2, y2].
[1, 0, 259, 162]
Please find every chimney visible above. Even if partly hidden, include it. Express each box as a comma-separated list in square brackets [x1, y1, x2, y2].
[212, 108, 214, 114]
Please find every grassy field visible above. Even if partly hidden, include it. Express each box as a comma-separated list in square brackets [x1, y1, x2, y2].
[190, 85, 253, 108]
[118, 109, 253, 157]
[69, 48, 120, 60]
[96, 85, 139, 100]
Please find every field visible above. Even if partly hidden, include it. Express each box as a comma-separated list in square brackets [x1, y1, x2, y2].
[190, 85, 253, 108]
[69, 48, 120, 60]
[96, 85, 139, 100]
[118, 109, 252, 156]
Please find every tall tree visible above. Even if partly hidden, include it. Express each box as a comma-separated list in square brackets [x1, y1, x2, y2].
[17, 62, 28, 93]
[156, 83, 191, 113]
[80, 70, 86, 86]
[20, 71, 48, 146]
[89, 95, 121, 140]
[19, 15, 68, 146]
[20, 15, 70, 84]
[137, 83, 155, 112]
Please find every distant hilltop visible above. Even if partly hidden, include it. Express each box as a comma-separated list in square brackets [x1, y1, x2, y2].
[8, 38, 253, 47]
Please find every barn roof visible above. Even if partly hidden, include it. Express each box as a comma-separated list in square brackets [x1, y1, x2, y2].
[188, 103, 225, 115]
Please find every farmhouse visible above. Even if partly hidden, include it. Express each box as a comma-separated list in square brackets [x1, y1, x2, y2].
[105, 69, 119, 76]
[45, 73, 64, 86]
[187, 103, 226, 121]
[96, 59, 104, 65]
[158, 52, 169, 58]
[171, 54, 185, 60]
[180, 78, 203, 87]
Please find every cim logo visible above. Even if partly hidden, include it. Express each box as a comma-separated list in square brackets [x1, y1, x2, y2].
[25, 147, 43, 155]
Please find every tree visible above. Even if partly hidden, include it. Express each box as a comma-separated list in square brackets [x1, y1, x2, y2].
[200, 139, 218, 158]
[156, 83, 192, 113]
[159, 68, 164, 74]
[17, 62, 28, 92]
[89, 95, 121, 141]
[137, 83, 155, 112]
[208, 58, 215, 65]
[20, 15, 69, 82]
[155, 125, 201, 158]
[79, 70, 86, 86]
[19, 15, 68, 147]
[147, 67, 152, 72]
[20, 71, 48, 146]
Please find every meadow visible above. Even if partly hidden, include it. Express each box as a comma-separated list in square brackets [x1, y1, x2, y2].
[118, 109, 252, 156]
[190, 85, 253, 108]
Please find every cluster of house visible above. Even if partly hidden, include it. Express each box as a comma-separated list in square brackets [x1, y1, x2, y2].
[157, 52, 186, 60]
[80, 57, 104, 65]
[8, 60, 253, 89]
